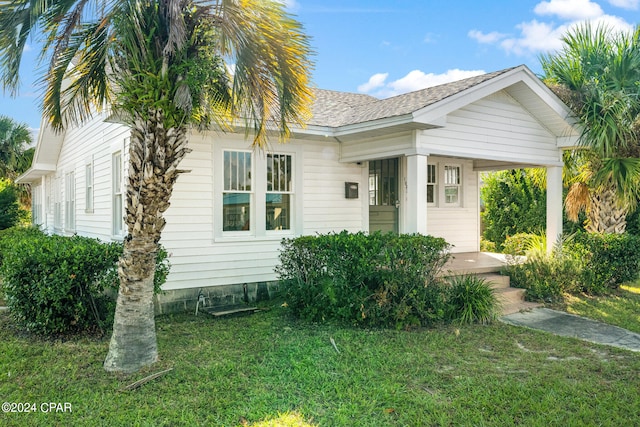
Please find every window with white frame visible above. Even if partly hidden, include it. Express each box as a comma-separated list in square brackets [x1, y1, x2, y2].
[444, 165, 461, 205]
[65, 171, 76, 231]
[266, 153, 292, 230]
[85, 162, 93, 213]
[32, 185, 42, 225]
[223, 150, 252, 232]
[53, 176, 62, 229]
[112, 151, 124, 236]
[427, 163, 437, 205]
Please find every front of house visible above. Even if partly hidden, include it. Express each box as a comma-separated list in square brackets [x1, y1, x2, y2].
[18, 65, 579, 312]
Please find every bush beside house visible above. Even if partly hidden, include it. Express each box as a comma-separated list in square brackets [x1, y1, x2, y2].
[277, 231, 500, 328]
[503, 232, 640, 301]
[0, 227, 170, 335]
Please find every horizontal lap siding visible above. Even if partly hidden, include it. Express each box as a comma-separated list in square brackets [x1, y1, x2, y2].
[427, 158, 479, 253]
[420, 92, 560, 164]
[302, 141, 365, 234]
[47, 113, 129, 240]
[160, 137, 366, 290]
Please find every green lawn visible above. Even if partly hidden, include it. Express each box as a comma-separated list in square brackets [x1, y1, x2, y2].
[1, 298, 639, 426]
[560, 282, 640, 334]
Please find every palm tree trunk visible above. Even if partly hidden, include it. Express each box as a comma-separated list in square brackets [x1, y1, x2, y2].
[104, 109, 190, 373]
[586, 185, 628, 234]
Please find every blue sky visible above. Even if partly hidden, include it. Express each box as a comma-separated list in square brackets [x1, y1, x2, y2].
[1, 0, 638, 133]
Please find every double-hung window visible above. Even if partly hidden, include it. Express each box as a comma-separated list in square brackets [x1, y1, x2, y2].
[444, 165, 461, 206]
[85, 162, 94, 213]
[53, 176, 62, 229]
[223, 151, 252, 232]
[65, 171, 75, 231]
[266, 154, 292, 230]
[427, 164, 437, 205]
[112, 151, 124, 236]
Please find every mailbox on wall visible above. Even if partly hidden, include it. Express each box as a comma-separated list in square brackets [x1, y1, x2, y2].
[345, 182, 359, 199]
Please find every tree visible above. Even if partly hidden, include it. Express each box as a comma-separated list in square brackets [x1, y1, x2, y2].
[540, 23, 640, 233]
[0, 115, 32, 180]
[0, 0, 313, 373]
[481, 169, 547, 251]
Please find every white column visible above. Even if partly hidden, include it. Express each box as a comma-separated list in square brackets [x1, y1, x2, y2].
[405, 154, 428, 234]
[546, 166, 563, 253]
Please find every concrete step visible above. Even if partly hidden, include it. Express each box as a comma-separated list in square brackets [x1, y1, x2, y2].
[495, 287, 526, 305]
[478, 273, 510, 289]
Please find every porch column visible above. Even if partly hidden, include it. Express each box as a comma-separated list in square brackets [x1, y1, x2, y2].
[405, 154, 428, 234]
[546, 165, 563, 253]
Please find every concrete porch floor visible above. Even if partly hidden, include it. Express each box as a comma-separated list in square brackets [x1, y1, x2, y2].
[444, 251, 510, 275]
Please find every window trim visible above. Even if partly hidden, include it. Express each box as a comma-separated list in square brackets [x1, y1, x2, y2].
[443, 164, 462, 207]
[53, 175, 62, 230]
[64, 170, 76, 232]
[85, 160, 94, 213]
[214, 140, 302, 241]
[426, 163, 437, 206]
[222, 149, 254, 234]
[112, 151, 125, 238]
[266, 153, 294, 232]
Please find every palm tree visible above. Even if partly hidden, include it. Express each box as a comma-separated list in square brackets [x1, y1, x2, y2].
[0, 115, 31, 180]
[0, 0, 313, 373]
[540, 23, 640, 233]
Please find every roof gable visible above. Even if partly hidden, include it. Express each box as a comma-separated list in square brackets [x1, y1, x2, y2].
[304, 65, 578, 140]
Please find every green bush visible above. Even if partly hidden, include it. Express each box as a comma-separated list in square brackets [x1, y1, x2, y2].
[481, 170, 546, 251]
[503, 253, 581, 303]
[0, 227, 171, 335]
[0, 180, 21, 230]
[564, 232, 640, 294]
[445, 275, 499, 324]
[277, 231, 452, 329]
[502, 233, 547, 257]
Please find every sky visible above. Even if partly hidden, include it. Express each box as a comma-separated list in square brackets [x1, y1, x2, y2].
[0, 0, 638, 134]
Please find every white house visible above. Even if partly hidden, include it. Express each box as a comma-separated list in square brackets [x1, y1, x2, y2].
[18, 65, 580, 312]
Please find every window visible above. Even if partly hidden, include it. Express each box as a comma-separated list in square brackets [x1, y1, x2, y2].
[85, 162, 93, 213]
[427, 164, 437, 205]
[223, 151, 252, 231]
[266, 154, 292, 230]
[444, 165, 461, 205]
[53, 176, 62, 229]
[32, 185, 42, 225]
[65, 171, 75, 231]
[112, 152, 124, 236]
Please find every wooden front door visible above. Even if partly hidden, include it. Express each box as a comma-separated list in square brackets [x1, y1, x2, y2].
[369, 158, 399, 233]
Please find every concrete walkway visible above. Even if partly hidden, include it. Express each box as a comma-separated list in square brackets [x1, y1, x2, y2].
[501, 308, 640, 352]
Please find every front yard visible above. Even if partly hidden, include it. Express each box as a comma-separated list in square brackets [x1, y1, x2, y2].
[1, 285, 640, 426]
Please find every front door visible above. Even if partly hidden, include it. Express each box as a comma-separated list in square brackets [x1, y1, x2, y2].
[369, 158, 399, 233]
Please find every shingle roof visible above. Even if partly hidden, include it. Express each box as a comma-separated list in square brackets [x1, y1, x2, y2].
[308, 66, 519, 128]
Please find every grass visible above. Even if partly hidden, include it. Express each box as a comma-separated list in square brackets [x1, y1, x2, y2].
[559, 281, 640, 334]
[1, 303, 640, 426]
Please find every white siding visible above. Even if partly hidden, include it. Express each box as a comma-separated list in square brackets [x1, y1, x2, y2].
[426, 157, 479, 253]
[158, 133, 365, 290]
[418, 91, 562, 166]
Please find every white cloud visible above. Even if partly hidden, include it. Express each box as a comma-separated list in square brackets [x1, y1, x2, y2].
[357, 73, 389, 93]
[468, 30, 507, 44]
[472, 0, 636, 57]
[534, 0, 603, 20]
[359, 69, 486, 98]
[608, 0, 639, 9]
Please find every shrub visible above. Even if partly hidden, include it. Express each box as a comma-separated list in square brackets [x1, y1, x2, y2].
[502, 233, 546, 257]
[0, 180, 21, 230]
[564, 232, 640, 294]
[481, 170, 546, 251]
[445, 275, 499, 324]
[277, 231, 451, 329]
[0, 227, 171, 335]
[503, 252, 581, 303]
